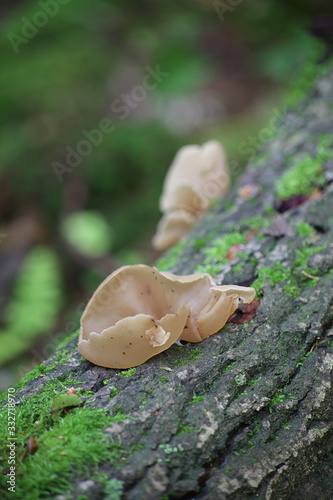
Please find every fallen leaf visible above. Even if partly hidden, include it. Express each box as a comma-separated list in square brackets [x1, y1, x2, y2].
[227, 244, 243, 261]
[227, 299, 261, 324]
[50, 393, 84, 420]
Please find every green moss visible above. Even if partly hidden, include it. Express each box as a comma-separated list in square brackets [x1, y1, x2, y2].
[222, 362, 235, 374]
[225, 200, 234, 211]
[248, 377, 261, 387]
[120, 368, 136, 378]
[252, 241, 326, 297]
[155, 239, 187, 271]
[246, 418, 261, 449]
[295, 351, 312, 367]
[275, 135, 333, 200]
[193, 237, 206, 251]
[269, 388, 286, 412]
[233, 256, 259, 274]
[176, 423, 199, 436]
[253, 261, 291, 295]
[275, 155, 325, 200]
[316, 133, 333, 160]
[193, 263, 222, 276]
[13, 348, 73, 392]
[56, 328, 80, 349]
[295, 222, 314, 238]
[0, 379, 131, 499]
[109, 386, 123, 399]
[174, 347, 200, 366]
[194, 232, 246, 275]
[269, 388, 298, 412]
[189, 392, 205, 405]
[103, 478, 124, 500]
[239, 215, 272, 232]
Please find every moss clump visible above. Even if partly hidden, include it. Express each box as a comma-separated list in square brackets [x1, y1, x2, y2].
[189, 392, 205, 405]
[120, 367, 136, 378]
[13, 347, 74, 394]
[233, 256, 259, 275]
[155, 239, 187, 271]
[275, 155, 325, 200]
[0, 380, 131, 499]
[194, 232, 246, 276]
[239, 215, 272, 232]
[295, 222, 314, 238]
[275, 135, 333, 200]
[174, 347, 200, 366]
[252, 242, 326, 297]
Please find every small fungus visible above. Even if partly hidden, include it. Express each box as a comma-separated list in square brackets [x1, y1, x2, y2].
[79, 265, 255, 369]
[153, 140, 229, 250]
[152, 210, 197, 251]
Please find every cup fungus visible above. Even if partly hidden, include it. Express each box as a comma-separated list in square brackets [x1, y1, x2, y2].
[153, 140, 230, 250]
[152, 209, 197, 251]
[79, 265, 255, 369]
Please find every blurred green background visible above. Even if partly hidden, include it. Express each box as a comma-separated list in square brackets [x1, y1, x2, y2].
[0, 0, 332, 389]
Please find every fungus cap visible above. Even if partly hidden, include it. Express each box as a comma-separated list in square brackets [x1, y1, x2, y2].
[79, 265, 255, 369]
[160, 140, 229, 214]
[152, 209, 199, 251]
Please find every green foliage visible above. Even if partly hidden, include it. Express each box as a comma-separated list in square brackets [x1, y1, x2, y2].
[104, 479, 124, 500]
[61, 211, 113, 258]
[0, 247, 62, 365]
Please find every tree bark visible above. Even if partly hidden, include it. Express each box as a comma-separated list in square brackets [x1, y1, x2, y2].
[2, 56, 333, 500]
